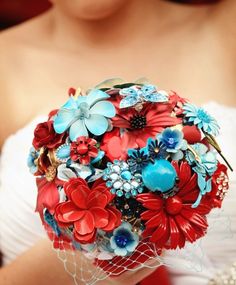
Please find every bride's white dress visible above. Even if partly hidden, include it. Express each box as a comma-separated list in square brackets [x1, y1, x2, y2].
[0, 102, 235, 284]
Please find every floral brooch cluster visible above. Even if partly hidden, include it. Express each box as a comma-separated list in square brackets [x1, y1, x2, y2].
[28, 80, 231, 264]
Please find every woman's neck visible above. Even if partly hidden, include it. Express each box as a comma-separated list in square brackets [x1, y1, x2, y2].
[49, 0, 214, 52]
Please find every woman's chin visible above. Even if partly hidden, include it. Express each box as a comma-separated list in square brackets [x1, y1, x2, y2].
[51, 0, 130, 21]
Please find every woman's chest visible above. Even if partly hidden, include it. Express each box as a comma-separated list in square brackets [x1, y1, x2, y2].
[2, 33, 236, 139]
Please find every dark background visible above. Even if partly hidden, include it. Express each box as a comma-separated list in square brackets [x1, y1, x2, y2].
[0, 0, 219, 30]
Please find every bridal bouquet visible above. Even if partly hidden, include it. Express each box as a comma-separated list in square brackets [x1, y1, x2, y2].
[28, 79, 231, 280]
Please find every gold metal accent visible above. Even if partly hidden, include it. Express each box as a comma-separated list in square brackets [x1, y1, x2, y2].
[134, 102, 144, 112]
[187, 144, 201, 162]
[204, 132, 233, 172]
[47, 149, 59, 166]
[45, 165, 57, 182]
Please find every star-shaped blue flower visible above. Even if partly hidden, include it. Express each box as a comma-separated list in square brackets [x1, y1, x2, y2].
[127, 148, 150, 173]
[183, 103, 219, 136]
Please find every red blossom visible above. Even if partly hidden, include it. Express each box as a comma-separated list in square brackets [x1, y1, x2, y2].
[169, 91, 187, 116]
[36, 176, 63, 217]
[54, 178, 121, 244]
[100, 128, 127, 161]
[102, 103, 180, 161]
[137, 161, 211, 249]
[70, 136, 98, 165]
[33, 120, 65, 150]
[48, 109, 59, 120]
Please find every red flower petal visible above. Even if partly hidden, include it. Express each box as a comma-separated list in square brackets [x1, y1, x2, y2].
[64, 178, 88, 199]
[74, 211, 95, 235]
[36, 177, 59, 215]
[101, 207, 121, 231]
[174, 215, 198, 243]
[168, 217, 181, 249]
[145, 211, 165, 228]
[141, 210, 159, 220]
[89, 146, 99, 158]
[80, 155, 90, 165]
[74, 229, 96, 243]
[87, 192, 108, 209]
[183, 125, 202, 144]
[181, 208, 208, 230]
[137, 193, 161, 203]
[90, 207, 109, 228]
[150, 214, 168, 244]
[59, 202, 86, 223]
[137, 194, 163, 210]
[121, 131, 139, 150]
[71, 187, 89, 209]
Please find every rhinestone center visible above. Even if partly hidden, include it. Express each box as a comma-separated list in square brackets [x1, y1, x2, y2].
[130, 114, 147, 129]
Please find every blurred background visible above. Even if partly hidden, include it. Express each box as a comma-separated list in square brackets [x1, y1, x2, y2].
[0, 0, 219, 30]
[0, 0, 51, 30]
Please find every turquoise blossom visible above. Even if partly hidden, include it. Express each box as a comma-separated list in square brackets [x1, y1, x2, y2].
[110, 222, 139, 256]
[53, 89, 116, 141]
[183, 103, 219, 136]
[186, 143, 218, 208]
[27, 147, 39, 174]
[158, 128, 187, 160]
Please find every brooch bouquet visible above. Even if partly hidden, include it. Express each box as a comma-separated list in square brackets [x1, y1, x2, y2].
[28, 79, 231, 283]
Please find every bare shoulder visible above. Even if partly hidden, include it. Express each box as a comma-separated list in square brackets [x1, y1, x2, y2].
[211, 0, 236, 106]
[213, 0, 236, 37]
[0, 11, 52, 149]
[0, 33, 15, 148]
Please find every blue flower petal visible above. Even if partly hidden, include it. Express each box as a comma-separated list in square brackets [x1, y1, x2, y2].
[84, 114, 108, 136]
[197, 173, 206, 191]
[110, 236, 117, 249]
[86, 89, 110, 107]
[91, 151, 105, 164]
[126, 241, 138, 252]
[69, 119, 88, 141]
[76, 96, 87, 105]
[54, 109, 77, 134]
[192, 192, 202, 208]
[62, 96, 78, 109]
[90, 101, 116, 118]
[120, 96, 139, 108]
[114, 247, 128, 256]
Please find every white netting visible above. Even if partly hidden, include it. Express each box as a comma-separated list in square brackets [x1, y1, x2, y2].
[52, 236, 163, 285]
[46, 206, 233, 285]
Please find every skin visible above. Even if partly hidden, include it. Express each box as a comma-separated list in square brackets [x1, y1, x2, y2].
[0, 239, 162, 285]
[0, 0, 236, 284]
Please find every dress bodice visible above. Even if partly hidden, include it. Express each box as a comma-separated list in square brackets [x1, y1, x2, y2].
[0, 116, 47, 265]
[0, 103, 235, 284]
